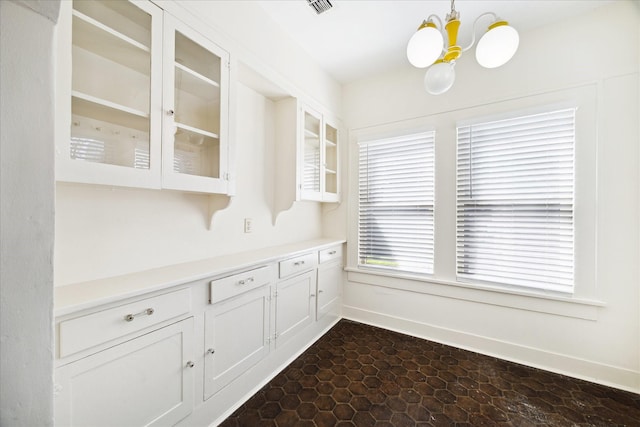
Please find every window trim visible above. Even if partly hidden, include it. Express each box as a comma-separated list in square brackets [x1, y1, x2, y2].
[347, 84, 598, 305]
[357, 131, 436, 276]
[455, 106, 577, 294]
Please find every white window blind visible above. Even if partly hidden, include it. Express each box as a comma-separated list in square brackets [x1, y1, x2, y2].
[456, 108, 575, 293]
[358, 132, 435, 275]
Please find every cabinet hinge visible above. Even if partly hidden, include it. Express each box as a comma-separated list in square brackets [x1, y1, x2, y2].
[227, 61, 231, 70]
[223, 172, 230, 181]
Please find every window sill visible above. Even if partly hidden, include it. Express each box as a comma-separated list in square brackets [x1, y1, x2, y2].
[345, 266, 605, 321]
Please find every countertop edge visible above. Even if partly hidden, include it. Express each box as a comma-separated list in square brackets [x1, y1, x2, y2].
[55, 238, 346, 317]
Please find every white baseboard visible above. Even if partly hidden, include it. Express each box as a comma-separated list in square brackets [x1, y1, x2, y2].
[343, 305, 640, 394]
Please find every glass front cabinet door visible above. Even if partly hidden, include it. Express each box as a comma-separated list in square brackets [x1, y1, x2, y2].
[299, 106, 339, 202]
[56, 0, 163, 188]
[161, 14, 230, 194]
[322, 118, 339, 202]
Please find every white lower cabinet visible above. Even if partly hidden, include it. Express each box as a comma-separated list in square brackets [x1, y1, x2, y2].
[274, 270, 316, 348]
[316, 245, 343, 320]
[204, 285, 270, 399]
[317, 260, 342, 320]
[54, 241, 344, 425]
[55, 318, 195, 427]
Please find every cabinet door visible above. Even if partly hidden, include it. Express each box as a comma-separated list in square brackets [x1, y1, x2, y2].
[317, 260, 342, 320]
[56, 0, 163, 188]
[299, 107, 323, 201]
[204, 285, 270, 399]
[162, 14, 230, 194]
[322, 118, 340, 202]
[275, 270, 315, 347]
[55, 318, 194, 427]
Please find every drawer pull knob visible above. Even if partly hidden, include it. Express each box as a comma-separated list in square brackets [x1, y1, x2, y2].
[319, 290, 324, 293]
[207, 348, 215, 355]
[328, 251, 337, 255]
[124, 308, 154, 322]
[238, 277, 254, 285]
[294, 261, 305, 266]
[186, 361, 195, 368]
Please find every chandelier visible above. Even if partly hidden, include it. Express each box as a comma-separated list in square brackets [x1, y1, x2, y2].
[406, 0, 519, 95]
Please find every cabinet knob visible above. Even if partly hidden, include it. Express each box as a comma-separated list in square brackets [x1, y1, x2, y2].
[310, 293, 316, 298]
[186, 361, 195, 368]
[319, 290, 324, 293]
[167, 109, 175, 116]
[207, 348, 215, 355]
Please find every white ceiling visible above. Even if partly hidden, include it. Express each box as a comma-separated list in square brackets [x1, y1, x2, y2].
[257, 0, 615, 84]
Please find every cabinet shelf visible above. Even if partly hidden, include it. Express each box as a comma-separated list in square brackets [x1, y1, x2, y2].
[175, 32, 221, 85]
[304, 128, 320, 139]
[325, 168, 337, 175]
[72, 10, 150, 76]
[72, 91, 149, 132]
[175, 122, 219, 140]
[325, 140, 337, 148]
[175, 62, 220, 102]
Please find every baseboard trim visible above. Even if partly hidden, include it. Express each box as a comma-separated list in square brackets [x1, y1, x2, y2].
[343, 305, 640, 394]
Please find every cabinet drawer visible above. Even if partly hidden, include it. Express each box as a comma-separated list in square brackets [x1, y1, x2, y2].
[319, 245, 343, 264]
[210, 265, 271, 304]
[279, 252, 317, 279]
[59, 288, 191, 358]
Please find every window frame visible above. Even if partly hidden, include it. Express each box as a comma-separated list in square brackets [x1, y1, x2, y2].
[357, 131, 436, 276]
[347, 85, 599, 310]
[455, 107, 577, 294]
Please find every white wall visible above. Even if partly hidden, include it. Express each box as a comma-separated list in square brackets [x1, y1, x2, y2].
[54, 1, 342, 285]
[342, 1, 640, 392]
[0, 1, 59, 425]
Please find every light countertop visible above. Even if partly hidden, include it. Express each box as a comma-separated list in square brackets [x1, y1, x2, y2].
[55, 238, 345, 317]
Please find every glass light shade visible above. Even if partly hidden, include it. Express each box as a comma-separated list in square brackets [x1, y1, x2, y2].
[475, 23, 519, 68]
[424, 61, 455, 95]
[407, 25, 444, 68]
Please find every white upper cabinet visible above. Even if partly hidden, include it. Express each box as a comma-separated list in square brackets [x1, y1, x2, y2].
[273, 98, 340, 220]
[322, 116, 340, 202]
[161, 14, 230, 194]
[56, 0, 230, 194]
[56, 0, 162, 188]
[300, 108, 322, 199]
[300, 106, 340, 202]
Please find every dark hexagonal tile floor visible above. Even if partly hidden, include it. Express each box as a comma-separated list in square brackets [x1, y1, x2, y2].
[220, 320, 640, 426]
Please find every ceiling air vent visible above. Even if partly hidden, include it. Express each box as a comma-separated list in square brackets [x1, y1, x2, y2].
[307, 0, 333, 15]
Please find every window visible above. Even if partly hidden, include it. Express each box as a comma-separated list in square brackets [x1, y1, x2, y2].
[358, 131, 435, 275]
[456, 108, 575, 293]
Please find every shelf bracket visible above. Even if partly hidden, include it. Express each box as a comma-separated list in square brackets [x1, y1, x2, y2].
[207, 194, 233, 230]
